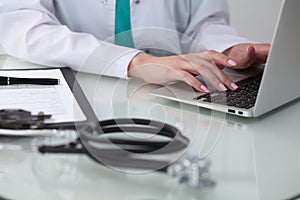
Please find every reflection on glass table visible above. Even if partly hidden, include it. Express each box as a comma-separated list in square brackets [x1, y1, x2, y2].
[0, 55, 299, 200]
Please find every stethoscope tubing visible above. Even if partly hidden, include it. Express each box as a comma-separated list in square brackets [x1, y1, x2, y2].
[39, 118, 189, 172]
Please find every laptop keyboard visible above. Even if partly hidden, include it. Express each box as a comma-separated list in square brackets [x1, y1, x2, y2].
[194, 74, 262, 109]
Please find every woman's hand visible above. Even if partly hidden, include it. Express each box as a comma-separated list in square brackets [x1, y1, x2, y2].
[222, 43, 270, 69]
[128, 51, 238, 93]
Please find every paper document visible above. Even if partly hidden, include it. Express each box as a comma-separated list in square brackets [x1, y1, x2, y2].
[0, 69, 86, 123]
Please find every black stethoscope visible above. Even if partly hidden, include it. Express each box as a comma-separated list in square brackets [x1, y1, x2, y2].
[40, 118, 190, 172]
[0, 109, 214, 188]
[2, 109, 299, 197]
[0, 109, 189, 171]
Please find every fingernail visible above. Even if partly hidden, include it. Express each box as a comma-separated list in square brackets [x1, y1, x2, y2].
[200, 85, 210, 93]
[231, 82, 238, 90]
[219, 83, 227, 91]
[228, 59, 237, 66]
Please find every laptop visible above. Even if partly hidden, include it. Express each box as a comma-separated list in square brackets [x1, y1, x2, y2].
[151, 0, 300, 117]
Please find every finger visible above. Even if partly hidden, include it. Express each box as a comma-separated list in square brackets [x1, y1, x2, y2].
[180, 52, 235, 73]
[176, 71, 210, 93]
[221, 74, 239, 91]
[201, 63, 238, 91]
[177, 55, 238, 91]
[202, 50, 237, 68]
[211, 67, 239, 91]
[247, 45, 256, 57]
[231, 45, 257, 69]
[244, 45, 257, 67]
[191, 58, 238, 91]
[199, 68, 227, 91]
[253, 43, 271, 62]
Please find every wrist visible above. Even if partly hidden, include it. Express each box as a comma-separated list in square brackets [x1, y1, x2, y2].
[128, 52, 152, 77]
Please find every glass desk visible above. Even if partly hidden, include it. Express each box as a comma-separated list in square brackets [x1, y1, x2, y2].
[0, 55, 299, 200]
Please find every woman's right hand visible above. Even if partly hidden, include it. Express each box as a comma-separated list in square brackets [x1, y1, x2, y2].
[128, 51, 239, 93]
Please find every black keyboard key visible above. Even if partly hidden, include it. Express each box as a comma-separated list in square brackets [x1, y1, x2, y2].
[194, 74, 262, 109]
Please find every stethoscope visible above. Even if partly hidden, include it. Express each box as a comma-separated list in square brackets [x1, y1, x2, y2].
[0, 109, 215, 188]
[5, 109, 299, 199]
[39, 118, 190, 172]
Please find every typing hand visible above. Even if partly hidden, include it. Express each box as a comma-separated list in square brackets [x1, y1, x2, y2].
[222, 43, 270, 70]
[128, 51, 239, 93]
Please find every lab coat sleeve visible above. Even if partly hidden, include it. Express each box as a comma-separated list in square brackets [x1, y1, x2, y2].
[182, 0, 252, 53]
[0, 0, 140, 78]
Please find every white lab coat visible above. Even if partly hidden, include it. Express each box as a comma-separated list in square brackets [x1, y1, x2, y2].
[0, 0, 250, 78]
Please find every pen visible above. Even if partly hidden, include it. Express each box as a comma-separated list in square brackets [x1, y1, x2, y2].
[0, 76, 60, 85]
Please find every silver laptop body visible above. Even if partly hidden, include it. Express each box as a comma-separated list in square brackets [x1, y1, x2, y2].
[151, 0, 300, 117]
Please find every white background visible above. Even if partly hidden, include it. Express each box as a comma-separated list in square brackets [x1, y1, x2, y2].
[0, 0, 283, 55]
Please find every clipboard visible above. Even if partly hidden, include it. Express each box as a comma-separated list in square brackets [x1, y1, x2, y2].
[0, 67, 99, 133]
[44, 67, 99, 129]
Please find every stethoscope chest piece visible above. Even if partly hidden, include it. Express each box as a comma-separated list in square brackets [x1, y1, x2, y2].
[168, 156, 215, 188]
